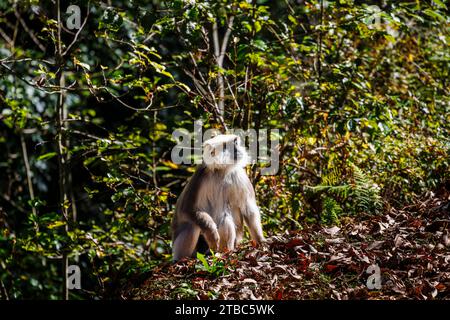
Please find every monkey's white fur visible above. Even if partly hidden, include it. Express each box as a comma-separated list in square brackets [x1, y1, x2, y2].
[171, 134, 264, 261]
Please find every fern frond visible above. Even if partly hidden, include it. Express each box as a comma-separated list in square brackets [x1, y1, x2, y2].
[306, 184, 351, 198]
[350, 163, 382, 213]
[322, 166, 341, 186]
[321, 196, 342, 225]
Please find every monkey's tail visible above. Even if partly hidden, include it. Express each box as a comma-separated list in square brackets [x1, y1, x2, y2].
[194, 211, 220, 252]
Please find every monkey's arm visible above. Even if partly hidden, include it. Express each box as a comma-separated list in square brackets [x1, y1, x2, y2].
[241, 179, 265, 244]
[243, 200, 265, 244]
[193, 210, 220, 251]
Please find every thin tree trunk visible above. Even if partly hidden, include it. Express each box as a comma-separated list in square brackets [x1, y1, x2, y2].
[56, 65, 69, 301]
[0, 280, 8, 300]
[56, 68, 69, 301]
[20, 133, 39, 231]
[56, 0, 69, 300]
[317, 0, 324, 108]
[212, 15, 234, 126]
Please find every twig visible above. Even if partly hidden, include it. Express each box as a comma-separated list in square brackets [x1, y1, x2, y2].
[14, 5, 46, 52]
[0, 194, 27, 214]
[62, 2, 90, 57]
[0, 62, 73, 94]
[225, 75, 240, 111]
[187, 53, 227, 130]
[103, 87, 154, 111]
[0, 27, 12, 47]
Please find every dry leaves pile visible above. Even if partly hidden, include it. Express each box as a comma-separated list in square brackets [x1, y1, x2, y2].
[124, 190, 450, 300]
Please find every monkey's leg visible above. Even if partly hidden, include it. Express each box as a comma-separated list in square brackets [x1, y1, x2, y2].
[235, 227, 244, 247]
[218, 214, 236, 251]
[172, 222, 200, 261]
[231, 208, 244, 247]
[244, 202, 265, 244]
[194, 211, 220, 252]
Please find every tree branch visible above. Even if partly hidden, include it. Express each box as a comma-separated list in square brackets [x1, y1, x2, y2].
[62, 2, 90, 57]
[14, 5, 46, 52]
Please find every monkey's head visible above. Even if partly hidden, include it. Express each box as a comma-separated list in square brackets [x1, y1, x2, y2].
[202, 134, 248, 170]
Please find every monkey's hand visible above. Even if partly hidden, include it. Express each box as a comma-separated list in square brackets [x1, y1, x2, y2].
[203, 228, 220, 252]
[194, 211, 220, 251]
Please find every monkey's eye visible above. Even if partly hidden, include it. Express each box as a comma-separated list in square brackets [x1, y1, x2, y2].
[234, 138, 238, 145]
[211, 149, 216, 157]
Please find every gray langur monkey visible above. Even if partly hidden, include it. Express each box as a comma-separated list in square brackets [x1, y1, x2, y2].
[171, 134, 265, 261]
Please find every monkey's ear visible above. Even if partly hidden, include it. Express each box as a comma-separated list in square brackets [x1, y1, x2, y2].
[203, 142, 214, 155]
[203, 141, 211, 149]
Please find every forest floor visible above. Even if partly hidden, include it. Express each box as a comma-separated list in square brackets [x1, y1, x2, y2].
[123, 189, 450, 300]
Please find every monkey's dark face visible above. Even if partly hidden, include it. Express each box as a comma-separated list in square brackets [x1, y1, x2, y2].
[203, 134, 248, 170]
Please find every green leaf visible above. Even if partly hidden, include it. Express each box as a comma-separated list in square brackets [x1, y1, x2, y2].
[253, 39, 268, 51]
[37, 152, 58, 161]
[431, 0, 447, 9]
[74, 57, 91, 71]
[47, 221, 66, 229]
[254, 21, 261, 33]
[196, 252, 209, 271]
[288, 15, 298, 25]
[423, 8, 446, 21]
